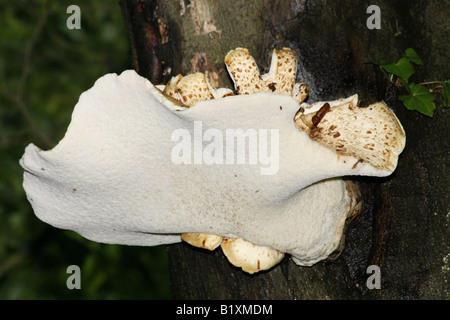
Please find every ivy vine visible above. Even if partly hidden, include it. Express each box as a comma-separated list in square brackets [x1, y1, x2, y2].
[371, 48, 449, 117]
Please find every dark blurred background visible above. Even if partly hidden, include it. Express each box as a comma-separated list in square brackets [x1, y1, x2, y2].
[0, 0, 171, 299]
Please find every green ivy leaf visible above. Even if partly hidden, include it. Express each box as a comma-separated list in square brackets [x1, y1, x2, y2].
[398, 83, 436, 117]
[380, 57, 415, 83]
[404, 48, 423, 66]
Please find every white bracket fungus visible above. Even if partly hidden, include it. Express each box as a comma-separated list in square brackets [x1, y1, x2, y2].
[20, 47, 405, 274]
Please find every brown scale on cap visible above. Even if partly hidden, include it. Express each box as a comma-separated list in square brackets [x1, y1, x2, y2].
[312, 103, 331, 127]
[293, 82, 309, 104]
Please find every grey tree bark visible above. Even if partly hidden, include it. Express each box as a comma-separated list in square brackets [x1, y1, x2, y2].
[119, 0, 449, 299]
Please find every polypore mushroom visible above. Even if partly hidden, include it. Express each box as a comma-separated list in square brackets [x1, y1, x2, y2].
[294, 99, 405, 171]
[19, 47, 405, 274]
[224, 47, 306, 101]
[221, 238, 285, 274]
[181, 232, 222, 251]
[176, 48, 404, 272]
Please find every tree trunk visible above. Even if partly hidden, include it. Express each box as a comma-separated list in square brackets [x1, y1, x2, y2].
[119, 0, 450, 299]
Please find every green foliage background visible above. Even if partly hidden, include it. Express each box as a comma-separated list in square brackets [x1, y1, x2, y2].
[0, 0, 171, 299]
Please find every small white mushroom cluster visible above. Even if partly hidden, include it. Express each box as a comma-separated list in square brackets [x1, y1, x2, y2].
[20, 47, 406, 274]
